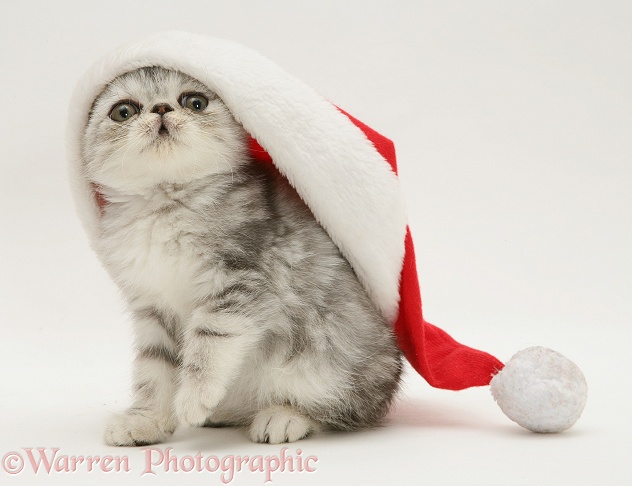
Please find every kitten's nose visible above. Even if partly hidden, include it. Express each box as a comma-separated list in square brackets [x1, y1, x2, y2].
[151, 103, 174, 115]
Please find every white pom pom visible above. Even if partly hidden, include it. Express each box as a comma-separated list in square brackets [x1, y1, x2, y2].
[490, 346, 587, 433]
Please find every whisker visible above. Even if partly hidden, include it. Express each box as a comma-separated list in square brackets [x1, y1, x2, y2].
[118, 135, 144, 185]
[98, 134, 140, 173]
[185, 131, 237, 183]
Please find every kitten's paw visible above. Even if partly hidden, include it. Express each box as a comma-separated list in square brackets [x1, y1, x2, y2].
[174, 382, 223, 427]
[249, 406, 316, 444]
[104, 410, 175, 447]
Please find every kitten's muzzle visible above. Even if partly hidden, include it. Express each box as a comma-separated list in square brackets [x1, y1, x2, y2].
[151, 104, 174, 135]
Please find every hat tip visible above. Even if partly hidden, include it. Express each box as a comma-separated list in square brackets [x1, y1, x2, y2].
[490, 346, 587, 433]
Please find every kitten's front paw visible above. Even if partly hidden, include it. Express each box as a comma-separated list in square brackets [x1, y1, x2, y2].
[249, 406, 316, 444]
[105, 410, 175, 447]
[174, 382, 223, 427]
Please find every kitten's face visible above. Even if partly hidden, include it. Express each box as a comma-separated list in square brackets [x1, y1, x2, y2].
[83, 67, 247, 192]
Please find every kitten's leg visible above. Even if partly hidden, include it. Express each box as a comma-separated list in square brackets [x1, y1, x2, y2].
[249, 405, 318, 444]
[105, 308, 179, 446]
[174, 307, 260, 427]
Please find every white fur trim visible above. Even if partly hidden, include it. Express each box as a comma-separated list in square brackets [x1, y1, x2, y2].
[67, 31, 407, 323]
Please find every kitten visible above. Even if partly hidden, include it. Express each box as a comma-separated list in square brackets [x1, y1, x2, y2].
[82, 66, 402, 446]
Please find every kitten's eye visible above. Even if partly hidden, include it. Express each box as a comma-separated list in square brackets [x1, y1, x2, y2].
[110, 102, 140, 122]
[180, 94, 208, 112]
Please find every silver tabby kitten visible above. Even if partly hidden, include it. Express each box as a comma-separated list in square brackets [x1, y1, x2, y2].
[83, 67, 402, 446]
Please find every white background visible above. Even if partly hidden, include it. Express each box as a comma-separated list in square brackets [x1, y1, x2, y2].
[1, 1, 630, 484]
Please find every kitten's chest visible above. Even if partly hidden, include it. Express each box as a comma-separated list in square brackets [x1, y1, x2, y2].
[100, 201, 208, 309]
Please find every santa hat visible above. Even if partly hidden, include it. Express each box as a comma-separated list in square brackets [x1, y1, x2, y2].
[67, 31, 587, 433]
